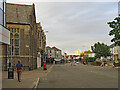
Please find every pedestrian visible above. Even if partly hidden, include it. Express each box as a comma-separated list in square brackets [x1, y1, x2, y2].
[112, 64, 115, 68]
[16, 60, 23, 82]
[100, 62, 104, 67]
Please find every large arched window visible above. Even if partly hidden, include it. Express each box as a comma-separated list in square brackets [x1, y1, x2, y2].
[14, 34, 19, 38]
[15, 48, 19, 55]
[17, 28, 19, 33]
[10, 33, 13, 38]
[15, 39, 19, 46]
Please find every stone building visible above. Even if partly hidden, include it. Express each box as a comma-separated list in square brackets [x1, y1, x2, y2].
[6, 3, 38, 70]
[37, 22, 46, 67]
[46, 46, 62, 64]
[52, 46, 62, 60]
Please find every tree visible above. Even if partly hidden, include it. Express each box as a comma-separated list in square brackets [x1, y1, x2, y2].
[108, 16, 120, 46]
[79, 50, 92, 57]
[84, 50, 92, 54]
[80, 52, 84, 57]
[91, 42, 111, 58]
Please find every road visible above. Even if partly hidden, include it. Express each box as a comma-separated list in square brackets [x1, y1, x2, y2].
[38, 63, 118, 88]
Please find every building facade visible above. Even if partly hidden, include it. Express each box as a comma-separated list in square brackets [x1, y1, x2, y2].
[110, 43, 120, 60]
[88, 53, 95, 57]
[46, 46, 62, 63]
[6, 3, 38, 70]
[37, 22, 46, 67]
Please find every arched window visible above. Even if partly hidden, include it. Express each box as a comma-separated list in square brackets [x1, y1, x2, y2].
[17, 28, 19, 33]
[10, 33, 13, 38]
[15, 28, 17, 33]
[14, 34, 19, 38]
[15, 48, 19, 55]
[15, 39, 19, 46]
[11, 28, 14, 32]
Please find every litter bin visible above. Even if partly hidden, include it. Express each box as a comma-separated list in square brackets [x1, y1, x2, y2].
[8, 68, 14, 79]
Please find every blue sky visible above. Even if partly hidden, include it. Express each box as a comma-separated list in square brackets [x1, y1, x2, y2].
[7, 0, 118, 54]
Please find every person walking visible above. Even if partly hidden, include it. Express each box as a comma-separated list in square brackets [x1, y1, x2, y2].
[16, 61, 23, 82]
[100, 62, 104, 67]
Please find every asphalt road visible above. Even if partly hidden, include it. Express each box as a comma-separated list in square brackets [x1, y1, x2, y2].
[38, 63, 118, 88]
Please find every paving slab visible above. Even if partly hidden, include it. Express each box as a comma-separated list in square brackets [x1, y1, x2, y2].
[2, 65, 53, 88]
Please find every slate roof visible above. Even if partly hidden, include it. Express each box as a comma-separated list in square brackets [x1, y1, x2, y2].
[52, 46, 61, 51]
[46, 46, 61, 51]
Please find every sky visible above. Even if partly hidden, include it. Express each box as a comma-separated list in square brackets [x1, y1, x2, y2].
[6, 0, 118, 55]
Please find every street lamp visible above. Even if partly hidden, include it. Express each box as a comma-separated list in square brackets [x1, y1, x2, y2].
[10, 38, 12, 68]
[44, 30, 48, 62]
[26, 45, 30, 70]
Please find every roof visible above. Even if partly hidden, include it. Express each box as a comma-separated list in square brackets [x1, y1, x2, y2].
[6, 3, 34, 24]
[110, 43, 116, 48]
[46, 46, 51, 48]
[6, 3, 32, 6]
[36, 22, 41, 28]
[46, 46, 61, 51]
[52, 46, 61, 51]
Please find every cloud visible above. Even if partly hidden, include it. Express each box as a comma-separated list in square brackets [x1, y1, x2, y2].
[6, 1, 118, 54]
[7, 0, 120, 3]
[36, 2, 117, 54]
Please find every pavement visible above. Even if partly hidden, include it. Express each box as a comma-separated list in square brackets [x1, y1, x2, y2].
[2, 64, 53, 88]
[2, 63, 119, 89]
[38, 63, 118, 88]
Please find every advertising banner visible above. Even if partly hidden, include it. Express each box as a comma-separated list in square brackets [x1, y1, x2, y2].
[0, 25, 10, 44]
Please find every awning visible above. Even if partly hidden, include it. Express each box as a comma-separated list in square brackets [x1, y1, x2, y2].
[54, 59, 61, 61]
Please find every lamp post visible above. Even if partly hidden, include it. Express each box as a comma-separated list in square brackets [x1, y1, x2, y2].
[10, 38, 12, 68]
[44, 30, 48, 61]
